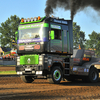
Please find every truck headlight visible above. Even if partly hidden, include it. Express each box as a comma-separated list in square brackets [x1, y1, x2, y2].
[17, 59, 20, 62]
[17, 56, 20, 66]
[39, 56, 43, 65]
[17, 62, 20, 66]
[39, 58, 42, 60]
[39, 61, 43, 65]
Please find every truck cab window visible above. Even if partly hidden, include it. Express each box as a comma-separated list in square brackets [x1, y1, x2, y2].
[52, 29, 61, 40]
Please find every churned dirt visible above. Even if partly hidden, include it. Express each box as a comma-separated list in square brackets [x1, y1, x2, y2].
[0, 66, 15, 71]
[0, 77, 100, 99]
[0, 66, 100, 99]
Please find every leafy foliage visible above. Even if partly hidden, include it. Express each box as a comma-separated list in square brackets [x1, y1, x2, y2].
[0, 34, 1, 45]
[0, 15, 20, 48]
[85, 31, 100, 56]
[73, 22, 86, 49]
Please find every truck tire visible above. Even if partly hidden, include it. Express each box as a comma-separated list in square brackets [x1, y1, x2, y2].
[88, 67, 99, 83]
[47, 66, 62, 84]
[20, 75, 34, 83]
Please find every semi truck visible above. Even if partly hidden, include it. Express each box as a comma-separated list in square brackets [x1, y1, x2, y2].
[15, 16, 100, 84]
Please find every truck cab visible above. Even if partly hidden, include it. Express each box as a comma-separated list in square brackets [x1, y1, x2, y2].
[16, 16, 73, 83]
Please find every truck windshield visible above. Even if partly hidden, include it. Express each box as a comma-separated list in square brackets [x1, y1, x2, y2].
[19, 27, 44, 40]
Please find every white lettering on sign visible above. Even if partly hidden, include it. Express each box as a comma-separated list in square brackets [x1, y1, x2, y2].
[54, 19, 61, 23]
[19, 26, 25, 29]
[19, 38, 42, 43]
[19, 24, 43, 30]
[62, 21, 68, 24]
[26, 25, 30, 28]
[53, 19, 68, 24]
[51, 25, 61, 29]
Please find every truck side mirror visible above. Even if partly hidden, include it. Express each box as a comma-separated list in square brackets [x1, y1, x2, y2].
[50, 30, 55, 40]
[15, 31, 18, 43]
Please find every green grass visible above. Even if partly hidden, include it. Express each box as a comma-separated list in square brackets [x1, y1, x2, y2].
[0, 65, 16, 67]
[0, 71, 16, 75]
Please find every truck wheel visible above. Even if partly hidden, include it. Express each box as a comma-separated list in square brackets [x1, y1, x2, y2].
[88, 67, 99, 83]
[48, 67, 62, 84]
[20, 75, 34, 83]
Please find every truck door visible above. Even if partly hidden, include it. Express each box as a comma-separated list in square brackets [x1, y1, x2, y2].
[62, 30, 70, 53]
[49, 24, 62, 53]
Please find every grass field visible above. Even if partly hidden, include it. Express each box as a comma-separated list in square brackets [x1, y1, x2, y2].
[0, 71, 16, 75]
[0, 65, 16, 67]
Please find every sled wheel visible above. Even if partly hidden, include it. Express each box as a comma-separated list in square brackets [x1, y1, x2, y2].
[88, 67, 99, 83]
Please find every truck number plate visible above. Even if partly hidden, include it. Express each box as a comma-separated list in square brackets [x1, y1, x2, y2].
[36, 71, 42, 75]
[25, 68, 31, 71]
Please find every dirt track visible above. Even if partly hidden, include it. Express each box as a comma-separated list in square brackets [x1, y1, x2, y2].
[0, 77, 100, 100]
[0, 66, 15, 71]
[0, 66, 100, 99]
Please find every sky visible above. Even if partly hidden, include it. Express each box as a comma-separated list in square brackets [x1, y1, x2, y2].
[0, 0, 100, 40]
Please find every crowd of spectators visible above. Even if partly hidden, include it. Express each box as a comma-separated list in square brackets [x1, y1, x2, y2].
[0, 56, 16, 61]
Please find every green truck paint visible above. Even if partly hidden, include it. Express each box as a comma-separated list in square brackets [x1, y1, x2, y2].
[20, 55, 39, 65]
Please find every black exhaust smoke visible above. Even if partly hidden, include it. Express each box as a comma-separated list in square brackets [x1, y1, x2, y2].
[45, 0, 100, 20]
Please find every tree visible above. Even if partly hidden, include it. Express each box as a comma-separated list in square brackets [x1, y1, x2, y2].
[85, 31, 98, 49]
[0, 33, 1, 46]
[73, 22, 86, 49]
[0, 15, 20, 48]
[96, 34, 100, 56]
[85, 31, 100, 56]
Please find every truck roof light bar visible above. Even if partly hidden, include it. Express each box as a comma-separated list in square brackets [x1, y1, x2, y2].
[38, 16, 41, 20]
[27, 18, 30, 22]
[31, 17, 34, 22]
[20, 16, 46, 24]
[24, 18, 27, 22]
[21, 18, 24, 22]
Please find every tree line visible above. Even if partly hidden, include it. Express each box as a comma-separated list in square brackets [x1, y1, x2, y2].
[0, 15, 100, 56]
[73, 22, 100, 56]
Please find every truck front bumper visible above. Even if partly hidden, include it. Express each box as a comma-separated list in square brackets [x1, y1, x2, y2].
[16, 65, 43, 76]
